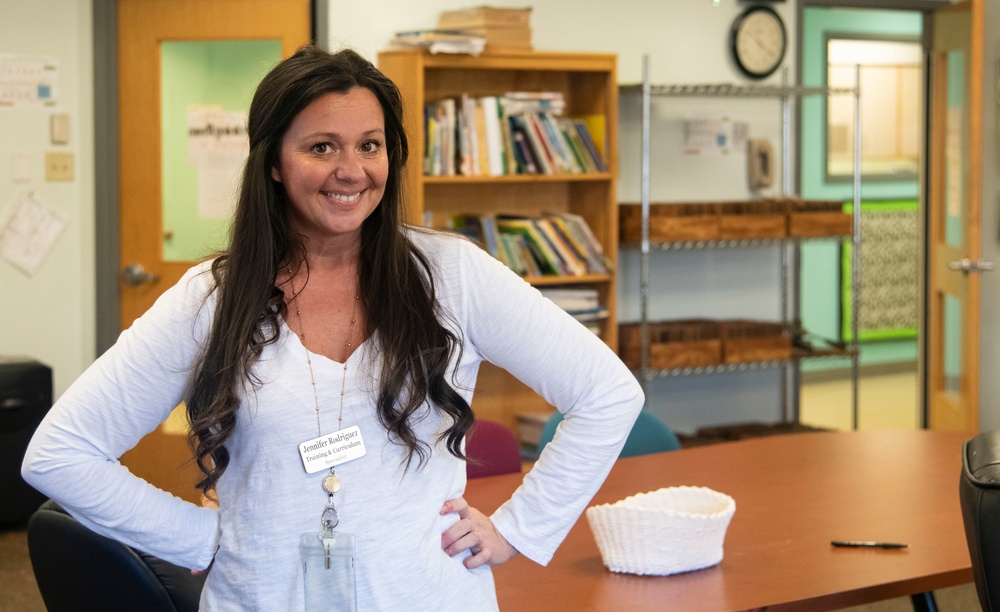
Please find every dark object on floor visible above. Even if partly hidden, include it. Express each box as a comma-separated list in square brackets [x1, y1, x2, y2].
[466, 418, 523, 479]
[27, 499, 206, 612]
[0, 358, 52, 524]
[960, 430, 1000, 612]
[677, 421, 831, 448]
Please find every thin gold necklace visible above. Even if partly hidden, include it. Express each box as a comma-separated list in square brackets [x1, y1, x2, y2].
[288, 266, 359, 496]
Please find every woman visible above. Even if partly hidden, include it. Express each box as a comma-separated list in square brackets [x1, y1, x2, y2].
[23, 46, 643, 611]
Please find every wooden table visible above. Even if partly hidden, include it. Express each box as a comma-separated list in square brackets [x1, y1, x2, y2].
[465, 430, 973, 611]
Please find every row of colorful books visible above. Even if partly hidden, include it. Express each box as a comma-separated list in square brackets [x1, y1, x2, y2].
[424, 92, 607, 177]
[446, 211, 611, 278]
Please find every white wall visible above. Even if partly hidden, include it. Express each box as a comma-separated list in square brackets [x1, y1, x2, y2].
[326, 0, 799, 433]
[325, 0, 796, 84]
[0, 1, 95, 397]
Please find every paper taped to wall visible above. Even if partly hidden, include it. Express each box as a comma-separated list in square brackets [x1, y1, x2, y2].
[0, 191, 67, 275]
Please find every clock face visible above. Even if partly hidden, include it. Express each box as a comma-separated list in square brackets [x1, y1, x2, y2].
[732, 6, 786, 79]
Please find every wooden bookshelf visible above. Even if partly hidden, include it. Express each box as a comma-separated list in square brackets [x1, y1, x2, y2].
[377, 49, 619, 431]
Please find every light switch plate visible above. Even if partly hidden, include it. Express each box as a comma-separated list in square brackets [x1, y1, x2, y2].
[50, 113, 70, 145]
[45, 151, 74, 181]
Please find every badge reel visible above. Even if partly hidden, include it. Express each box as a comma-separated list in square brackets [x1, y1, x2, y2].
[298, 426, 366, 612]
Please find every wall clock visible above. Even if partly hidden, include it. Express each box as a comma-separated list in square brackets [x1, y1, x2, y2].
[730, 5, 787, 79]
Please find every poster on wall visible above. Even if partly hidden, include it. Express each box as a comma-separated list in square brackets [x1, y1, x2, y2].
[0, 191, 67, 275]
[0, 55, 58, 108]
[684, 115, 733, 155]
[841, 200, 920, 342]
[186, 106, 248, 219]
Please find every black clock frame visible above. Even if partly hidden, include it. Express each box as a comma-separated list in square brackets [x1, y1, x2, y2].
[730, 4, 787, 80]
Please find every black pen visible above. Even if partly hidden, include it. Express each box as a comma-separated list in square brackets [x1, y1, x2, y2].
[831, 540, 909, 549]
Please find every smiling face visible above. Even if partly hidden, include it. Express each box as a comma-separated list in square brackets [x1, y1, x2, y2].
[271, 87, 388, 252]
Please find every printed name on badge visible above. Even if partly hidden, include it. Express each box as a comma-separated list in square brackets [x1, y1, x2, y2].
[298, 425, 367, 474]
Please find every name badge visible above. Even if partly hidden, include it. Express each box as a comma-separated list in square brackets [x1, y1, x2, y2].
[298, 425, 367, 474]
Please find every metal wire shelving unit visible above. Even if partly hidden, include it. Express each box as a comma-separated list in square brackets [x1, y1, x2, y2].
[620, 55, 863, 427]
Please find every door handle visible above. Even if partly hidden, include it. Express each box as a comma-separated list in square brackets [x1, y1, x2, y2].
[948, 258, 997, 274]
[122, 263, 159, 286]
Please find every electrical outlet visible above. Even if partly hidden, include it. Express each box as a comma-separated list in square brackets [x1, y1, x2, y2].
[45, 151, 74, 182]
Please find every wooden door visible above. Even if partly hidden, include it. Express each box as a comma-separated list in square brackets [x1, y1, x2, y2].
[926, 0, 984, 432]
[117, 0, 311, 502]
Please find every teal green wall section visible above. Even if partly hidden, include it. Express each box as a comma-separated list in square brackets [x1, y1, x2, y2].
[800, 7, 922, 371]
[800, 7, 923, 201]
[160, 40, 281, 262]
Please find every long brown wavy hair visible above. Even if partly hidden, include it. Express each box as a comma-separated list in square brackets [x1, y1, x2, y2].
[186, 46, 474, 495]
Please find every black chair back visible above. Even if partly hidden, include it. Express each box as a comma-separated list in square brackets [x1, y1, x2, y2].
[961, 430, 1000, 612]
[27, 499, 205, 612]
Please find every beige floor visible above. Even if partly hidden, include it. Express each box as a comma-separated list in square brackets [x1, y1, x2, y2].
[800, 370, 921, 431]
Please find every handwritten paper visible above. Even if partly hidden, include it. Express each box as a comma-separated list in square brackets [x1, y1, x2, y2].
[0, 191, 67, 275]
[187, 106, 248, 219]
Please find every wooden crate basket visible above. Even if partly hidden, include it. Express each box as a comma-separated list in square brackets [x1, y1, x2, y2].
[619, 320, 722, 370]
[620, 203, 719, 243]
[720, 320, 791, 364]
[787, 200, 853, 237]
[717, 200, 787, 240]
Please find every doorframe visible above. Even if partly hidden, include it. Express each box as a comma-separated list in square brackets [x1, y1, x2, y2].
[796, 0, 952, 430]
[91, 0, 326, 354]
[93, 0, 120, 355]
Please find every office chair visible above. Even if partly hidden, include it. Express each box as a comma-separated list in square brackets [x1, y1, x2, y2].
[466, 419, 522, 479]
[960, 430, 1000, 612]
[27, 499, 206, 612]
[535, 409, 682, 459]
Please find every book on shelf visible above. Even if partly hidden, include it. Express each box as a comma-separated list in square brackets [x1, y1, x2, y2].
[425, 98, 458, 176]
[502, 91, 566, 114]
[539, 287, 608, 334]
[550, 212, 611, 274]
[437, 6, 532, 51]
[544, 215, 595, 273]
[480, 96, 506, 175]
[576, 117, 606, 172]
[422, 91, 605, 177]
[535, 217, 587, 275]
[511, 113, 553, 174]
[499, 232, 539, 277]
[539, 112, 582, 174]
[438, 6, 532, 29]
[444, 212, 607, 278]
[389, 29, 486, 55]
[496, 216, 564, 275]
[457, 94, 476, 176]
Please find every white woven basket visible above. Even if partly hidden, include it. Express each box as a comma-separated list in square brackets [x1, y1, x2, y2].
[585, 486, 736, 576]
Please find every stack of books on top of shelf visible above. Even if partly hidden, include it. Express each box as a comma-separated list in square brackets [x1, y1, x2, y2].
[388, 29, 486, 55]
[424, 91, 606, 177]
[539, 287, 607, 334]
[446, 211, 611, 278]
[437, 6, 532, 53]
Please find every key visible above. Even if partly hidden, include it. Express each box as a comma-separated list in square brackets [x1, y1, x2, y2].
[320, 499, 339, 570]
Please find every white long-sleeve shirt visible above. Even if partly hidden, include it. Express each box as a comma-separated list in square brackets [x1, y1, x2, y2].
[23, 230, 643, 611]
